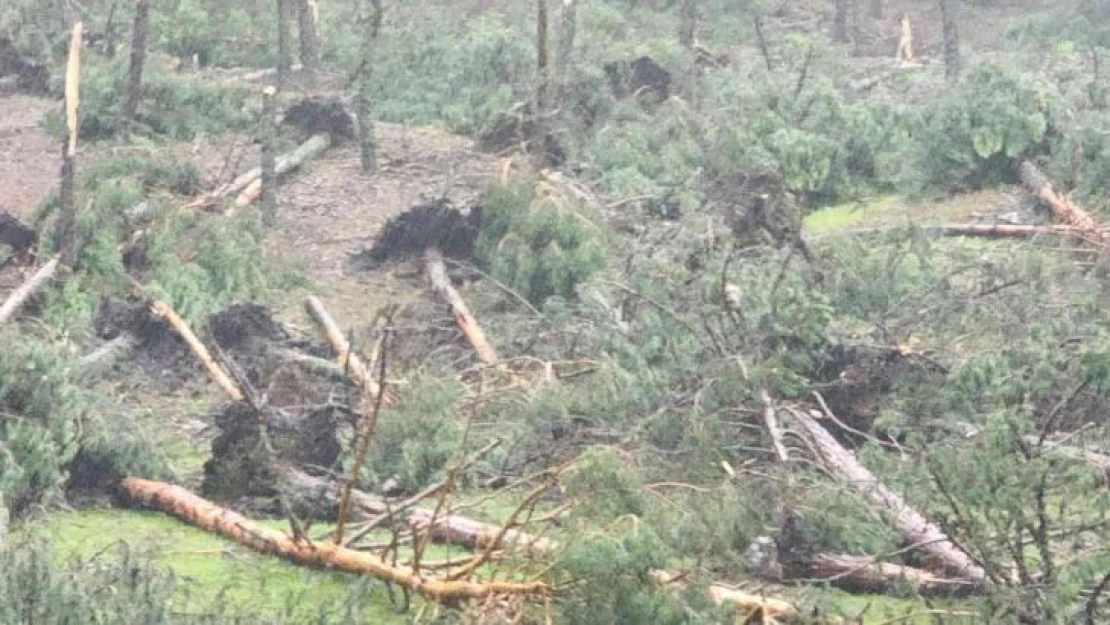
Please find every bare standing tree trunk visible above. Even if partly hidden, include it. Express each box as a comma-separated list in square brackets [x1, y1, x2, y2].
[276, 0, 292, 85]
[870, 0, 884, 18]
[259, 86, 278, 225]
[833, 0, 849, 43]
[753, 11, 774, 71]
[297, 0, 320, 73]
[679, 0, 697, 49]
[939, 0, 961, 80]
[556, 0, 577, 90]
[57, 22, 83, 266]
[534, 0, 550, 167]
[123, 0, 150, 119]
[357, 0, 383, 173]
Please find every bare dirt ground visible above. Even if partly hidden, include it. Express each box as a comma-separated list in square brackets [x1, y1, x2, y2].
[0, 95, 59, 218]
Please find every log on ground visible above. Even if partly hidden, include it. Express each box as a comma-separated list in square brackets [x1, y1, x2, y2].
[122, 477, 549, 601]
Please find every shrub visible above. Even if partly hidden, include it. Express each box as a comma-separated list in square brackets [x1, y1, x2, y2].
[475, 182, 607, 307]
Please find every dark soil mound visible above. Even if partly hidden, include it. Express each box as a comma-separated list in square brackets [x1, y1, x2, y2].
[352, 198, 483, 268]
[282, 96, 356, 140]
[202, 402, 344, 503]
[603, 55, 672, 102]
[0, 32, 49, 95]
[0, 211, 37, 264]
[94, 297, 190, 375]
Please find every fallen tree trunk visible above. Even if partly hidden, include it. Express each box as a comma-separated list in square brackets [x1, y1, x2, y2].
[0, 256, 60, 325]
[235, 133, 331, 207]
[186, 133, 331, 211]
[1018, 161, 1103, 240]
[1026, 436, 1110, 483]
[424, 248, 505, 370]
[121, 477, 548, 601]
[814, 223, 1091, 242]
[784, 407, 993, 588]
[303, 295, 391, 403]
[651, 571, 800, 622]
[146, 298, 244, 401]
[793, 553, 980, 596]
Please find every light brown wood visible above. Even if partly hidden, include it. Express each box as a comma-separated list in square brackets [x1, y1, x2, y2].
[652, 571, 800, 621]
[799, 553, 980, 595]
[303, 296, 389, 402]
[122, 477, 549, 601]
[424, 248, 505, 370]
[65, 23, 83, 157]
[784, 407, 992, 588]
[1018, 161, 1104, 240]
[147, 299, 244, 401]
[0, 256, 60, 325]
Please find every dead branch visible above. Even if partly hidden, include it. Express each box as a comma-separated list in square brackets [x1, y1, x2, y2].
[424, 248, 506, 372]
[652, 571, 800, 621]
[0, 256, 60, 326]
[760, 389, 790, 462]
[784, 406, 992, 588]
[814, 223, 1095, 242]
[122, 477, 549, 601]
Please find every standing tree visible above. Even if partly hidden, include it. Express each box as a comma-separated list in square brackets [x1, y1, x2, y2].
[297, 0, 320, 73]
[57, 22, 83, 266]
[259, 85, 278, 224]
[534, 0, 550, 167]
[870, 0, 884, 19]
[276, 0, 293, 85]
[833, 0, 849, 43]
[679, 0, 697, 49]
[939, 0, 960, 79]
[356, 0, 383, 173]
[122, 0, 150, 120]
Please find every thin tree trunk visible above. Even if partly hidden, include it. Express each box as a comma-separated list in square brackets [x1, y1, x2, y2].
[276, 0, 292, 86]
[259, 86, 278, 224]
[534, 0, 550, 166]
[870, 0, 884, 18]
[833, 0, 849, 43]
[356, 0, 383, 174]
[556, 0, 577, 102]
[122, 0, 150, 119]
[296, 0, 320, 73]
[57, 22, 83, 266]
[939, 0, 960, 80]
[144, 297, 245, 401]
[753, 12, 774, 71]
[679, 0, 697, 49]
[233, 134, 332, 208]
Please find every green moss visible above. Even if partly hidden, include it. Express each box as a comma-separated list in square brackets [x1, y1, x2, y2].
[803, 195, 900, 236]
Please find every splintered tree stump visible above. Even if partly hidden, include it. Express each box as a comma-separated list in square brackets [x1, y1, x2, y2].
[1018, 161, 1104, 241]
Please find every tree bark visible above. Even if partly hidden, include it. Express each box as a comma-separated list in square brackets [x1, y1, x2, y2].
[870, 0, 884, 18]
[296, 0, 320, 73]
[123, 0, 150, 120]
[424, 248, 504, 370]
[1018, 160, 1103, 240]
[276, 0, 293, 86]
[815, 223, 1093, 242]
[0, 256, 60, 326]
[57, 22, 83, 266]
[556, 0, 577, 103]
[679, 0, 697, 49]
[939, 0, 960, 80]
[121, 477, 550, 601]
[259, 86, 278, 224]
[784, 407, 993, 588]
